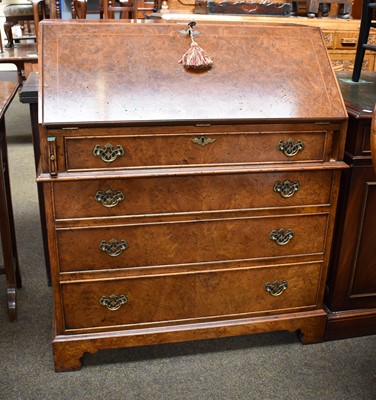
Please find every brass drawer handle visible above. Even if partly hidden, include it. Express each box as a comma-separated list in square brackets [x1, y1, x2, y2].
[95, 189, 125, 208]
[191, 136, 215, 146]
[273, 179, 300, 198]
[341, 38, 357, 47]
[99, 239, 128, 256]
[264, 280, 288, 296]
[100, 294, 128, 311]
[93, 143, 124, 163]
[269, 228, 294, 245]
[277, 138, 304, 157]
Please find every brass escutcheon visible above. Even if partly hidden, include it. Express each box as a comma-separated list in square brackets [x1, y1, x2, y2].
[273, 180, 300, 198]
[264, 280, 288, 296]
[47, 136, 57, 176]
[99, 239, 128, 257]
[100, 294, 128, 311]
[277, 138, 304, 157]
[269, 228, 294, 245]
[191, 136, 216, 146]
[95, 189, 125, 208]
[93, 143, 124, 163]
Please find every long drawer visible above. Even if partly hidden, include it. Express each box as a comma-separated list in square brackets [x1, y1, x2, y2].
[56, 213, 328, 272]
[52, 170, 334, 220]
[61, 262, 322, 331]
[60, 130, 329, 170]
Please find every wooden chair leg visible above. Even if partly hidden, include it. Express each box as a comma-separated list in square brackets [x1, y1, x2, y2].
[306, 0, 320, 17]
[320, 3, 330, 17]
[26, 21, 32, 34]
[4, 20, 15, 48]
[352, 0, 373, 82]
[341, 0, 352, 16]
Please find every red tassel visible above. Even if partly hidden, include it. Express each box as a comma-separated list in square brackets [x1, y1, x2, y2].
[179, 41, 213, 70]
[179, 22, 213, 70]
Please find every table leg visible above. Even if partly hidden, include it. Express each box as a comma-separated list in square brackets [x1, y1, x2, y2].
[0, 29, 3, 53]
[0, 118, 22, 321]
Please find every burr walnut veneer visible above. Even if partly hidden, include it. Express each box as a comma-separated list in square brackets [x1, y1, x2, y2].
[37, 20, 348, 371]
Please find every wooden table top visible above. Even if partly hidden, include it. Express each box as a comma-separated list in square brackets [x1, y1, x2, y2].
[0, 82, 19, 121]
[0, 44, 38, 63]
[19, 72, 38, 104]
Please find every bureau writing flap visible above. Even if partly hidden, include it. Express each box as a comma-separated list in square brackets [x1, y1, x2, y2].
[39, 20, 347, 126]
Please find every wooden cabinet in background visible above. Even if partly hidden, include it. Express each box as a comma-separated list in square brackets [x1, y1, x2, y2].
[38, 20, 347, 371]
[156, 12, 376, 72]
[325, 71, 376, 340]
[324, 25, 376, 72]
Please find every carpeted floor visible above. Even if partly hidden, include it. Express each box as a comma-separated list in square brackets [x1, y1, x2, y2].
[0, 72, 375, 400]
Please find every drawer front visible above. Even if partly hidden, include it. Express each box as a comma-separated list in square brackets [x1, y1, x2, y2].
[63, 131, 328, 170]
[52, 170, 334, 220]
[61, 262, 322, 330]
[329, 51, 375, 72]
[56, 214, 328, 272]
[334, 30, 376, 50]
[334, 31, 358, 50]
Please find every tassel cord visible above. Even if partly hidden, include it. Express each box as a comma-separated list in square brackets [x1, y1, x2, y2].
[179, 22, 213, 70]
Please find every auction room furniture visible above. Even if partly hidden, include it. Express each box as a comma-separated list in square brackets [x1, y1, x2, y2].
[0, 43, 38, 82]
[19, 72, 51, 285]
[372, 104, 376, 172]
[155, 12, 376, 73]
[37, 20, 347, 372]
[325, 71, 376, 340]
[33, 0, 88, 43]
[193, 0, 351, 18]
[135, 0, 158, 17]
[71, 0, 88, 18]
[3, 3, 36, 48]
[193, 0, 292, 16]
[103, 0, 156, 19]
[3, 0, 60, 48]
[32, 0, 50, 41]
[0, 81, 22, 322]
[305, 0, 352, 18]
[103, 0, 137, 19]
[352, 0, 376, 81]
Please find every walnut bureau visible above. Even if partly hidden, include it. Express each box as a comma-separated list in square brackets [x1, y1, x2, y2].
[37, 20, 348, 371]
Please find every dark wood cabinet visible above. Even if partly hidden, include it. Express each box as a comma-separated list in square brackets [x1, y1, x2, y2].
[325, 71, 376, 340]
[0, 82, 22, 321]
